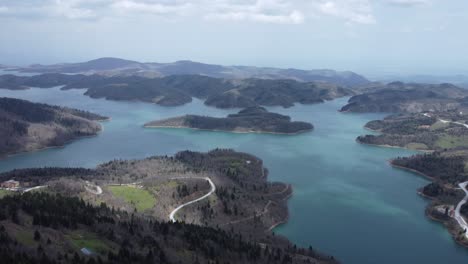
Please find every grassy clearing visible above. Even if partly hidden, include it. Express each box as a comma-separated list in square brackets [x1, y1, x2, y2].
[435, 135, 468, 149]
[14, 229, 36, 247]
[405, 142, 429, 150]
[430, 121, 450, 131]
[0, 189, 13, 198]
[108, 186, 155, 212]
[67, 231, 114, 254]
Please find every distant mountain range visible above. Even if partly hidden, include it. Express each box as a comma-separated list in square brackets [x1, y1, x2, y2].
[9, 57, 370, 87]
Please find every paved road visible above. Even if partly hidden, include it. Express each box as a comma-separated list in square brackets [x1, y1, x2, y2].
[455, 181, 468, 237]
[169, 177, 216, 222]
[22, 185, 47, 193]
[84, 181, 102, 195]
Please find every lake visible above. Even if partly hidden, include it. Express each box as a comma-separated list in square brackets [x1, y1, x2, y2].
[1, 86, 467, 263]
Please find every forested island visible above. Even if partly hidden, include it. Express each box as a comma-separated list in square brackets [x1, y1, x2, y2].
[144, 107, 313, 134]
[0, 97, 107, 157]
[340, 82, 468, 113]
[0, 149, 336, 264]
[0, 73, 354, 108]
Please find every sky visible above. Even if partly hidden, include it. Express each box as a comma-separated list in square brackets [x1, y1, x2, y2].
[0, 0, 467, 77]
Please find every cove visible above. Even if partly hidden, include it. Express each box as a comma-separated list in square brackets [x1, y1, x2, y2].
[1, 87, 467, 263]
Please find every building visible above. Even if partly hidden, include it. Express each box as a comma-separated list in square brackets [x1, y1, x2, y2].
[0, 180, 20, 189]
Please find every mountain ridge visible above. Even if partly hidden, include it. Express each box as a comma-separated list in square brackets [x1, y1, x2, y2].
[8, 57, 370, 87]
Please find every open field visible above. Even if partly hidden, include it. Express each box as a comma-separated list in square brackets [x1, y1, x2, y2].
[67, 231, 116, 254]
[436, 135, 468, 149]
[108, 185, 156, 212]
[0, 189, 13, 198]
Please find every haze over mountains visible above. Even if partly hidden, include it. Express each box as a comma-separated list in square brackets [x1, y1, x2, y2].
[9, 57, 370, 87]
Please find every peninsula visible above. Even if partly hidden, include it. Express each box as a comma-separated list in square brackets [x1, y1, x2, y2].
[0, 97, 107, 157]
[356, 109, 468, 247]
[357, 111, 468, 151]
[144, 106, 313, 134]
[340, 82, 468, 113]
[0, 149, 337, 264]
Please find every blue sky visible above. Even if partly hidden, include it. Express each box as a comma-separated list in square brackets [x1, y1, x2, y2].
[0, 0, 467, 76]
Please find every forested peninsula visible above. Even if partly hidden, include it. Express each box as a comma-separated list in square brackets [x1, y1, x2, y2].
[0, 97, 107, 157]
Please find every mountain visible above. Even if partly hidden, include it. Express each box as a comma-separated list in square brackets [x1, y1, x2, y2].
[0, 74, 354, 108]
[11, 57, 370, 87]
[340, 82, 468, 113]
[145, 106, 313, 134]
[0, 97, 107, 157]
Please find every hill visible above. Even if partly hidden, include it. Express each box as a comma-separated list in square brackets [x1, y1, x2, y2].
[9, 57, 370, 87]
[0, 97, 107, 157]
[0, 74, 354, 108]
[145, 107, 313, 134]
[0, 149, 337, 264]
[357, 111, 468, 151]
[340, 82, 468, 113]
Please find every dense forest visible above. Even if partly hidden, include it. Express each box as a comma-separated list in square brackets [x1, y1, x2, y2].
[392, 152, 468, 185]
[0, 192, 334, 264]
[145, 107, 313, 134]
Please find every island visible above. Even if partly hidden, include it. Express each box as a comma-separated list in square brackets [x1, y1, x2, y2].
[144, 107, 313, 134]
[0, 73, 354, 108]
[0, 97, 108, 157]
[0, 149, 337, 264]
[340, 82, 468, 113]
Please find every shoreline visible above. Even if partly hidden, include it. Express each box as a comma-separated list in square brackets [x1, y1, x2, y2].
[143, 124, 313, 135]
[389, 161, 468, 248]
[388, 162, 436, 181]
[0, 120, 107, 161]
[356, 138, 431, 153]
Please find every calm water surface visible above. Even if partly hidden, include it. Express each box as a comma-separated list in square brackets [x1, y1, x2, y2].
[1, 87, 467, 263]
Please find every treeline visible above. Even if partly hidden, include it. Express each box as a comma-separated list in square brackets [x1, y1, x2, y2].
[0, 167, 97, 185]
[392, 152, 468, 184]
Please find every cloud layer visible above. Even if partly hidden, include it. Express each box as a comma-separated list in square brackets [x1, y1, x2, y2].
[0, 0, 430, 25]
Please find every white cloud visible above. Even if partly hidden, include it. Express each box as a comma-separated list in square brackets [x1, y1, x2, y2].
[204, 0, 305, 24]
[0, 0, 383, 25]
[111, 0, 192, 15]
[316, 0, 376, 25]
[52, 0, 97, 19]
[387, 0, 430, 7]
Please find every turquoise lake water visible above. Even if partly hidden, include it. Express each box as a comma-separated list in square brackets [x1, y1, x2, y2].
[1, 87, 468, 263]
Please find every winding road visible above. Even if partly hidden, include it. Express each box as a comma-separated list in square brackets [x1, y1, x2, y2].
[455, 181, 468, 237]
[84, 181, 103, 195]
[169, 177, 216, 222]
